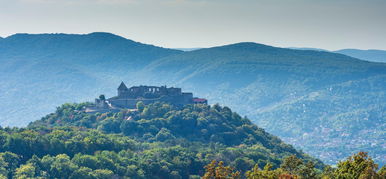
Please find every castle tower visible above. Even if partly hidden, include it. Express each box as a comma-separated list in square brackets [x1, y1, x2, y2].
[117, 82, 128, 97]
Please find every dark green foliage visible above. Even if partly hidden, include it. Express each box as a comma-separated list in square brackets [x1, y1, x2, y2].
[29, 102, 312, 163]
[333, 152, 380, 179]
[244, 151, 386, 179]
[136, 101, 145, 113]
[99, 95, 105, 101]
[280, 155, 303, 175]
[0, 102, 323, 178]
[0, 152, 21, 178]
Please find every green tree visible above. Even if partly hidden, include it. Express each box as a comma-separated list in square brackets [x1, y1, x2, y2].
[378, 166, 386, 178]
[334, 152, 379, 179]
[92, 169, 114, 179]
[50, 154, 78, 179]
[297, 161, 318, 179]
[0, 157, 8, 178]
[203, 160, 240, 179]
[69, 167, 93, 179]
[321, 165, 335, 179]
[136, 101, 145, 113]
[280, 155, 303, 176]
[14, 163, 36, 179]
[245, 163, 278, 179]
[155, 128, 176, 142]
[170, 170, 182, 179]
[72, 154, 100, 170]
[0, 152, 20, 178]
[233, 157, 254, 173]
[99, 95, 106, 101]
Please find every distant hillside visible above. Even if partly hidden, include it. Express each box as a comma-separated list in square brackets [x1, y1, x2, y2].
[288, 47, 328, 51]
[136, 42, 386, 165]
[0, 33, 385, 166]
[141, 42, 383, 91]
[290, 47, 386, 63]
[0, 32, 182, 126]
[173, 48, 202, 51]
[0, 32, 182, 68]
[334, 49, 386, 63]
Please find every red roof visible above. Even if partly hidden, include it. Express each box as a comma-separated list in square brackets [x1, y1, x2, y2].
[193, 98, 207, 102]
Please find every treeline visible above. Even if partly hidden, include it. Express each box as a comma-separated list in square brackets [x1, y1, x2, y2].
[1, 147, 384, 178]
[203, 152, 386, 179]
[0, 126, 287, 178]
[29, 102, 323, 164]
[0, 126, 312, 178]
[0, 102, 382, 178]
[29, 102, 319, 166]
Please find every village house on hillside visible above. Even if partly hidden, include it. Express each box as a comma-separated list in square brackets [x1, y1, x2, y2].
[93, 82, 207, 111]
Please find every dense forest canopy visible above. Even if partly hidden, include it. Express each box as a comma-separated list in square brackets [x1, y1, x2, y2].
[0, 102, 327, 178]
[0, 102, 384, 178]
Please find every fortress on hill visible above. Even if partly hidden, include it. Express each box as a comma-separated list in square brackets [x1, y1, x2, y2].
[94, 82, 207, 109]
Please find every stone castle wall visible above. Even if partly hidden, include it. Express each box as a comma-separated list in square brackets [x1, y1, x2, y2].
[95, 83, 205, 109]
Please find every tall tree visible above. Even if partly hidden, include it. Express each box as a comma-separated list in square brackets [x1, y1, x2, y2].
[334, 152, 379, 179]
[280, 155, 303, 175]
[203, 160, 240, 179]
[245, 163, 278, 179]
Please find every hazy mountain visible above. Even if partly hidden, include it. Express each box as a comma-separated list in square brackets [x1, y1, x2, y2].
[0, 32, 182, 126]
[0, 33, 385, 165]
[334, 49, 386, 63]
[173, 48, 202, 51]
[137, 43, 386, 165]
[288, 47, 328, 51]
[290, 47, 386, 63]
[0, 32, 182, 68]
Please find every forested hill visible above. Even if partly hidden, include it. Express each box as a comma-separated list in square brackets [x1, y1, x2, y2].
[143, 42, 382, 84]
[1, 33, 385, 165]
[0, 32, 182, 126]
[0, 32, 182, 68]
[136, 42, 386, 165]
[0, 102, 322, 178]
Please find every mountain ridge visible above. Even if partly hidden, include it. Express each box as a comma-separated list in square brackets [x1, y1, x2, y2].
[137, 41, 386, 165]
[289, 47, 386, 63]
[0, 32, 182, 67]
[0, 32, 182, 127]
[0, 32, 384, 166]
[334, 49, 386, 63]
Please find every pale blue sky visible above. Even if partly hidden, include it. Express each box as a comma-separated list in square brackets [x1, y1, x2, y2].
[0, 0, 385, 50]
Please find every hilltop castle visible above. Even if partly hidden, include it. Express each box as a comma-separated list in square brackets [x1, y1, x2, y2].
[95, 82, 207, 109]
